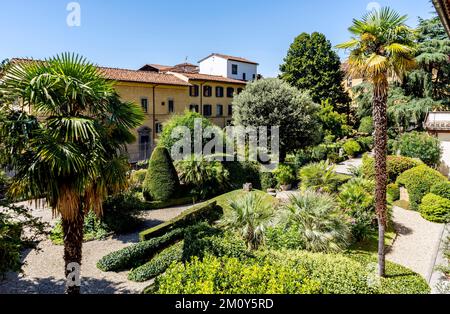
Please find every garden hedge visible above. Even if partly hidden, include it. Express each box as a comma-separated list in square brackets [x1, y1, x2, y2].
[398, 131, 442, 167]
[362, 154, 423, 183]
[139, 201, 221, 241]
[145, 196, 193, 210]
[396, 165, 447, 211]
[128, 241, 184, 282]
[97, 228, 184, 272]
[143, 147, 180, 202]
[430, 181, 450, 200]
[387, 183, 400, 203]
[419, 193, 450, 223]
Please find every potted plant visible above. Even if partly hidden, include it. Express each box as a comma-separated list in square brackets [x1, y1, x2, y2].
[274, 164, 296, 191]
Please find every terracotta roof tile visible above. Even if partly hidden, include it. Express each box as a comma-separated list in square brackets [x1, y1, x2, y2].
[99, 67, 191, 86]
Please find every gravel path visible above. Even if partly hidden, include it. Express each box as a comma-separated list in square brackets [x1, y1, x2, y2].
[0, 201, 192, 294]
[334, 156, 364, 175]
[386, 206, 445, 282]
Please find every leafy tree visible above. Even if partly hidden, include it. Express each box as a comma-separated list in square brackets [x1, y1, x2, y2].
[317, 99, 349, 138]
[280, 32, 351, 113]
[403, 16, 450, 102]
[398, 131, 442, 167]
[143, 146, 180, 201]
[232, 78, 322, 161]
[0, 54, 143, 293]
[337, 7, 416, 277]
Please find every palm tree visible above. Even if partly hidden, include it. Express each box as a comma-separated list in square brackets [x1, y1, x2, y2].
[337, 7, 416, 276]
[0, 53, 143, 293]
[219, 193, 273, 250]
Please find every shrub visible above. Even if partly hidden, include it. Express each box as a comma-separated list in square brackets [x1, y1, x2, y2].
[182, 222, 249, 261]
[396, 165, 447, 211]
[219, 193, 273, 250]
[299, 160, 340, 193]
[151, 255, 322, 294]
[139, 201, 221, 241]
[97, 228, 184, 272]
[175, 155, 229, 200]
[338, 178, 376, 241]
[419, 193, 450, 223]
[357, 136, 374, 152]
[266, 226, 304, 250]
[387, 183, 400, 203]
[273, 164, 296, 186]
[310, 144, 328, 161]
[145, 196, 193, 210]
[343, 140, 361, 157]
[128, 241, 184, 282]
[102, 192, 144, 233]
[143, 147, 180, 202]
[398, 131, 442, 167]
[358, 116, 374, 134]
[223, 161, 261, 190]
[260, 172, 277, 190]
[129, 169, 147, 191]
[278, 191, 350, 252]
[362, 154, 423, 183]
[430, 181, 450, 200]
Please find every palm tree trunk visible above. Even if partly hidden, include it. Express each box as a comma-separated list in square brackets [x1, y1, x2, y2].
[62, 209, 85, 294]
[373, 78, 388, 278]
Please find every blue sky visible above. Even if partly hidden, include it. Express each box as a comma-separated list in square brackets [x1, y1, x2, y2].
[0, 0, 437, 77]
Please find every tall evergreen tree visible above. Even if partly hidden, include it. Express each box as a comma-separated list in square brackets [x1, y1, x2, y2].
[280, 32, 351, 112]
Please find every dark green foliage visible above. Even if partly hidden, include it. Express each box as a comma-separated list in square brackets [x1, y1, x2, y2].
[387, 183, 400, 203]
[97, 228, 184, 272]
[143, 147, 180, 202]
[396, 165, 447, 210]
[260, 172, 277, 190]
[317, 99, 350, 138]
[139, 201, 221, 241]
[342, 140, 361, 157]
[398, 132, 442, 167]
[419, 193, 450, 223]
[145, 196, 193, 210]
[0, 202, 47, 277]
[279, 32, 351, 112]
[128, 241, 184, 282]
[430, 181, 450, 200]
[223, 161, 261, 190]
[102, 192, 145, 233]
[273, 163, 296, 186]
[182, 222, 250, 261]
[232, 78, 322, 157]
[266, 226, 304, 250]
[358, 116, 374, 134]
[356, 136, 374, 152]
[129, 169, 147, 192]
[362, 154, 423, 183]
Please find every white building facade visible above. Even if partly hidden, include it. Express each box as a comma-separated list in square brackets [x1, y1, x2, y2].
[199, 53, 258, 82]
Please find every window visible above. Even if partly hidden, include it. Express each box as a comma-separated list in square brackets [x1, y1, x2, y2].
[253, 74, 256, 80]
[203, 104, 212, 116]
[347, 78, 353, 88]
[189, 104, 199, 113]
[155, 122, 163, 134]
[232, 64, 238, 75]
[141, 98, 148, 113]
[228, 105, 233, 116]
[226, 87, 234, 98]
[242, 73, 246, 81]
[203, 85, 212, 97]
[216, 104, 223, 117]
[237, 88, 243, 94]
[168, 99, 174, 113]
[190, 85, 199, 97]
[216, 86, 224, 97]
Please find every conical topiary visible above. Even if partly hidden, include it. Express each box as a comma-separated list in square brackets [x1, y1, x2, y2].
[143, 146, 180, 201]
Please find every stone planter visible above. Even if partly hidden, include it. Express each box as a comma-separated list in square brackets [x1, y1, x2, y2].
[280, 184, 291, 191]
[243, 183, 253, 192]
[267, 188, 277, 197]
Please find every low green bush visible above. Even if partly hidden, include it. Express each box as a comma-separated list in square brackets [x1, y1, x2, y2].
[128, 241, 184, 282]
[102, 192, 145, 233]
[260, 171, 277, 190]
[396, 165, 447, 211]
[129, 169, 147, 191]
[299, 160, 340, 193]
[362, 154, 423, 183]
[273, 164, 296, 186]
[266, 226, 304, 250]
[358, 116, 374, 134]
[430, 181, 450, 200]
[223, 161, 261, 190]
[182, 222, 250, 261]
[398, 131, 442, 167]
[97, 228, 184, 272]
[419, 193, 450, 223]
[387, 183, 400, 203]
[139, 201, 221, 241]
[150, 255, 322, 294]
[357, 136, 374, 152]
[343, 140, 361, 157]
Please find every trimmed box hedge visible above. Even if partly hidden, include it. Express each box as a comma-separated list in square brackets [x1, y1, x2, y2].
[362, 154, 423, 183]
[97, 228, 183, 272]
[145, 196, 193, 210]
[419, 193, 450, 223]
[139, 201, 221, 241]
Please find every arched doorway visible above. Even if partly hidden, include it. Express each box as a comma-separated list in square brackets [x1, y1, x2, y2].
[138, 126, 152, 161]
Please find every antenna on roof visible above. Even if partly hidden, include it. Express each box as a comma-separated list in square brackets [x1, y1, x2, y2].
[185, 56, 188, 63]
